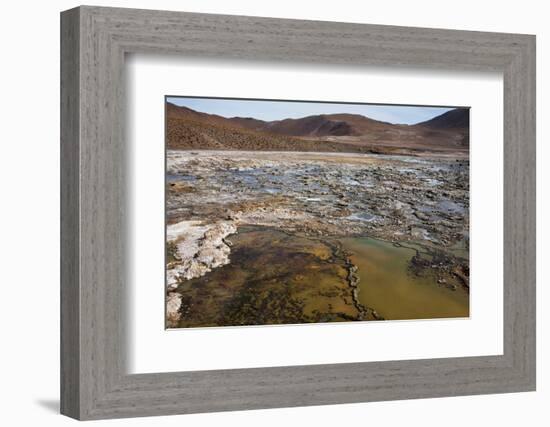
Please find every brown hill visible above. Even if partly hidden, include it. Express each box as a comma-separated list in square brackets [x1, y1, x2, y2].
[166, 102, 247, 128]
[262, 114, 357, 137]
[413, 108, 469, 148]
[229, 112, 398, 138]
[417, 108, 469, 129]
[166, 102, 469, 154]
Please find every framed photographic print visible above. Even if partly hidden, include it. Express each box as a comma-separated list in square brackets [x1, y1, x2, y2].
[61, 6, 536, 420]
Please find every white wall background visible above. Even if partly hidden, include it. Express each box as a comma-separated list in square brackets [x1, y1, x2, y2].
[0, 0, 546, 425]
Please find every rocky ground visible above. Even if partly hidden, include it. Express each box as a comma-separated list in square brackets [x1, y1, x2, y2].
[165, 150, 469, 327]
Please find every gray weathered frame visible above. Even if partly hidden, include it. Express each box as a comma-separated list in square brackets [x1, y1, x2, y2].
[60, 5, 536, 420]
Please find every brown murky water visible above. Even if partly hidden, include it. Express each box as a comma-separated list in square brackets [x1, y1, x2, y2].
[342, 237, 469, 320]
[174, 226, 469, 327]
[175, 226, 362, 328]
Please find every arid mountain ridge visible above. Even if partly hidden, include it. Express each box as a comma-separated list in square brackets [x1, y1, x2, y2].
[166, 102, 469, 155]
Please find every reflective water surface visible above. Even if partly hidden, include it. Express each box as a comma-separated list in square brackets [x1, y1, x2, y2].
[343, 237, 469, 320]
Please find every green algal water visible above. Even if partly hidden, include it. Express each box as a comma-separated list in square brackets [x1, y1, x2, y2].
[174, 226, 469, 328]
[342, 237, 469, 320]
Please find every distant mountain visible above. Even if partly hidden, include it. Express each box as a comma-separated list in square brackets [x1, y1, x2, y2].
[226, 116, 268, 131]
[414, 108, 469, 147]
[166, 102, 245, 128]
[258, 113, 396, 137]
[167, 103, 399, 137]
[166, 103, 362, 152]
[417, 108, 469, 130]
[166, 102, 469, 154]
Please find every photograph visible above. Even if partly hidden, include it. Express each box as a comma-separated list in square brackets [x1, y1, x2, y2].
[165, 97, 470, 328]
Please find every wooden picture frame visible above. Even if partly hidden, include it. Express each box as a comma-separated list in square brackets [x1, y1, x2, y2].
[60, 5, 536, 420]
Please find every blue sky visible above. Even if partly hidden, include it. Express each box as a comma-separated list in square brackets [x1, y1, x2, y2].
[166, 96, 456, 125]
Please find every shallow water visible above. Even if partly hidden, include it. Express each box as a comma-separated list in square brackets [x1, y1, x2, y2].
[175, 226, 361, 328]
[167, 173, 196, 183]
[342, 237, 469, 320]
[174, 226, 469, 327]
[347, 212, 377, 222]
